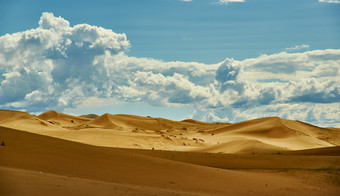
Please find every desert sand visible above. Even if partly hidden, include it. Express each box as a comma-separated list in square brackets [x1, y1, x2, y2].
[0, 109, 339, 195]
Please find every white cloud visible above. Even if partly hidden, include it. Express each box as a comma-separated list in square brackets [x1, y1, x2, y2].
[216, 0, 245, 5]
[0, 12, 339, 127]
[0, 12, 129, 111]
[319, 0, 340, 4]
[239, 49, 340, 81]
[180, 0, 192, 2]
[39, 12, 70, 32]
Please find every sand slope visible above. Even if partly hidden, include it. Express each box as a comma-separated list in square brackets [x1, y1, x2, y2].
[0, 110, 62, 131]
[1, 166, 200, 196]
[38, 110, 92, 127]
[201, 117, 336, 153]
[1, 126, 339, 195]
[87, 113, 228, 131]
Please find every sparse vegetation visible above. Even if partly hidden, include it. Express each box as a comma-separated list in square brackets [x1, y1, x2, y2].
[1, 141, 5, 146]
[63, 124, 95, 130]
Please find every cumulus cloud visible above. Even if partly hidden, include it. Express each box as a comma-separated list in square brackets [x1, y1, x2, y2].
[0, 12, 339, 127]
[239, 49, 340, 80]
[0, 12, 129, 111]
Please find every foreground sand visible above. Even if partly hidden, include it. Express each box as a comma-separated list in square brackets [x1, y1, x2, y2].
[0, 110, 340, 195]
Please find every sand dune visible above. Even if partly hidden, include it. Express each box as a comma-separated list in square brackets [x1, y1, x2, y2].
[0, 110, 339, 154]
[87, 113, 228, 132]
[86, 113, 123, 129]
[211, 117, 297, 138]
[38, 110, 92, 127]
[181, 119, 229, 125]
[283, 146, 340, 156]
[203, 117, 335, 153]
[194, 139, 288, 154]
[79, 114, 99, 119]
[0, 110, 62, 131]
[1, 126, 339, 195]
[1, 109, 340, 195]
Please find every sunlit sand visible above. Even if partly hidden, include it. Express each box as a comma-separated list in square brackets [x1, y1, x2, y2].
[1, 109, 339, 195]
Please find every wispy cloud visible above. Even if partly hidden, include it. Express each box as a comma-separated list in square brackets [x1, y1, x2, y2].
[0, 13, 339, 126]
[180, 0, 192, 2]
[319, 0, 340, 4]
[285, 44, 310, 52]
[216, 0, 245, 5]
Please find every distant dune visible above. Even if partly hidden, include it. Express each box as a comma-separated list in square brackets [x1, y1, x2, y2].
[0, 109, 338, 153]
[79, 114, 99, 119]
[38, 110, 92, 126]
[0, 109, 339, 195]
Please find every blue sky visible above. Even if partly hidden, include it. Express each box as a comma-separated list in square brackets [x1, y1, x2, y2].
[1, 0, 339, 63]
[0, 0, 339, 126]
